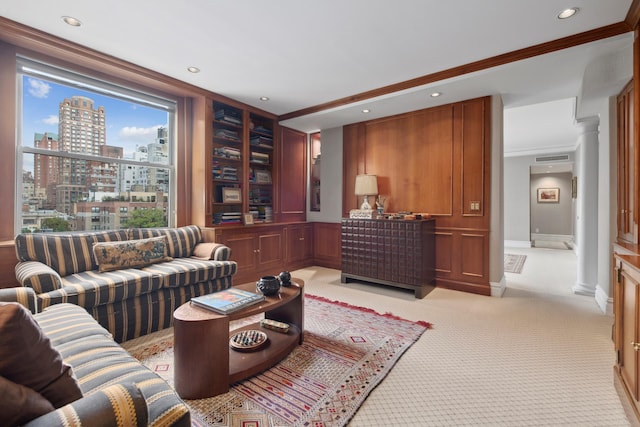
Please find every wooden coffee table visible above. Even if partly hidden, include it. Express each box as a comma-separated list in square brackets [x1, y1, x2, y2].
[173, 280, 304, 399]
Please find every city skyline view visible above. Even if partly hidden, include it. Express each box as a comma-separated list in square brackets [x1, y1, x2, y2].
[21, 75, 169, 173]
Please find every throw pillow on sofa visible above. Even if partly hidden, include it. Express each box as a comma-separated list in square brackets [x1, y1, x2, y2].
[0, 375, 54, 426]
[0, 302, 83, 409]
[192, 242, 226, 260]
[93, 235, 173, 272]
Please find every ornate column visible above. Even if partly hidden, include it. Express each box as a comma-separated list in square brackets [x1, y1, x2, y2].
[573, 117, 599, 296]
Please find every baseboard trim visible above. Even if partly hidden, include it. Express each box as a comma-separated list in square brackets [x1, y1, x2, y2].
[505, 240, 532, 248]
[491, 275, 506, 297]
[573, 281, 596, 296]
[595, 285, 612, 315]
[530, 233, 574, 242]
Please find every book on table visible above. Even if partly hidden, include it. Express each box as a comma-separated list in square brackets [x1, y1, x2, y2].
[190, 288, 265, 314]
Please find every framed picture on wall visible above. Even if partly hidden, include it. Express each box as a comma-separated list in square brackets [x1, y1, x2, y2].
[537, 187, 559, 203]
[572, 176, 577, 198]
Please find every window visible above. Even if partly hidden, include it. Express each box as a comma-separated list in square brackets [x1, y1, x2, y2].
[17, 58, 176, 233]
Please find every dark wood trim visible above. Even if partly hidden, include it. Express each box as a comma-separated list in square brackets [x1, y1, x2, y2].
[280, 22, 631, 121]
[627, 0, 640, 30]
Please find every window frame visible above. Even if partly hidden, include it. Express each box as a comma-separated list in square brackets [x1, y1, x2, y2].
[16, 57, 178, 233]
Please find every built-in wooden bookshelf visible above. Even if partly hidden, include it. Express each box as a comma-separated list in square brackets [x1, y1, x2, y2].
[212, 101, 244, 225]
[209, 100, 276, 226]
[248, 112, 274, 223]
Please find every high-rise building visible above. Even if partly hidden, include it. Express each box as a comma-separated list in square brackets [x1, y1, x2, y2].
[56, 96, 107, 214]
[33, 132, 59, 209]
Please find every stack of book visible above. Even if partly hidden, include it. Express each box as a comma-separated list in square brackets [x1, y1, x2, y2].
[252, 125, 272, 136]
[250, 135, 273, 148]
[255, 206, 273, 222]
[250, 151, 269, 164]
[213, 211, 242, 224]
[249, 188, 272, 205]
[215, 146, 241, 160]
[215, 128, 240, 141]
[213, 164, 238, 181]
[190, 288, 264, 314]
[215, 109, 242, 126]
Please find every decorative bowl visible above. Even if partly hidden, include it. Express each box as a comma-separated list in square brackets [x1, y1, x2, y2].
[278, 271, 292, 287]
[256, 275, 281, 296]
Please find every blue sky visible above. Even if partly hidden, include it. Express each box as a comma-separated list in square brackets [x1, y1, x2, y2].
[22, 76, 169, 172]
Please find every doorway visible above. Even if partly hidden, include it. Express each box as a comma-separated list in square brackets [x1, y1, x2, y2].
[529, 164, 575, 250]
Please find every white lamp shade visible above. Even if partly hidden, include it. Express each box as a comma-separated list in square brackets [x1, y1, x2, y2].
[354, 174, 378, 196]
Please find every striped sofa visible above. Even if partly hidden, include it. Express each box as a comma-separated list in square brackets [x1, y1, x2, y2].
[0, 288, 190, 426]
[14, 225, 237, 343]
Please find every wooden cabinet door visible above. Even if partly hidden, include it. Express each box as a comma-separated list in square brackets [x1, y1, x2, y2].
[620, 266, 640, 400]
[278, 127, 307, 223]
[617, 82, 636, 243]
[257, 231, 284, 273]
[287, 224, 313, 263]
[217, 232, 258, 276]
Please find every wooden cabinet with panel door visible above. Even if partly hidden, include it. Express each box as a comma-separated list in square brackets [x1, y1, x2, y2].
[617, 80, 636, 244]
[287, 223, 313, 270]
[613, 252, 640, 422]
[213, 224, 286, 285]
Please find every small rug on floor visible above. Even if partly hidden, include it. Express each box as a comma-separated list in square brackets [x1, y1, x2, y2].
[122, 294, 432, 427]
[504, 253, 527, 274]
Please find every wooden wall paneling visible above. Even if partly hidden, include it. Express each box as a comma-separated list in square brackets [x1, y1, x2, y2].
[417, 107, 455, 216]
[313, 222, 341, 269]
[618, 79, 636, 242]
[634, 27, 640, 232]
[190, 96, 210, 227]
[341, 97, 491, 295]
[0, 42, 16, 242]
[0, 244, 19, 288]
[363, 107, 454, 214]
[342, 123, 366, 215]
[460, 232, 487, 279]
[278, 127, 307, 223]
[434, 231, 453, 274]
[460, 99, 487, 217]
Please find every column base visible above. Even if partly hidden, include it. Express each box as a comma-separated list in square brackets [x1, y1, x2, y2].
[573, 282, 596, 296]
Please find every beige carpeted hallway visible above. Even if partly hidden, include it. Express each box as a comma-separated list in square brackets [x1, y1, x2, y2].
[292, 246, 630, 426]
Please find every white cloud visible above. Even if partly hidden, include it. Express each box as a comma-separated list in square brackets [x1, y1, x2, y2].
[27, 78, 51, 98]
[119, 125, 161, 141]
[42, 115, 58, 125]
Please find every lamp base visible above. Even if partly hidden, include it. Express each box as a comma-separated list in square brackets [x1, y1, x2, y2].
[349, 209, 375, 219]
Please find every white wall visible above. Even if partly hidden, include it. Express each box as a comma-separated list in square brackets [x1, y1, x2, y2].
[504, 155, 533, 244]
[596, 96, 617, 313]
[530, 172, 573, 236]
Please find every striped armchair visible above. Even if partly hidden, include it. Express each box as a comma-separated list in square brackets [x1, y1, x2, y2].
[0, 291, 190, 427]
[14, 225, 237, 342]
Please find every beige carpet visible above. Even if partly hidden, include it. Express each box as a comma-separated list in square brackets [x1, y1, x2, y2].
[289, 264, 629, 426]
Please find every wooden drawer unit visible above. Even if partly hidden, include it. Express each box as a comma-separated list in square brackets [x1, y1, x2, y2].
[340, 218, 435, 298]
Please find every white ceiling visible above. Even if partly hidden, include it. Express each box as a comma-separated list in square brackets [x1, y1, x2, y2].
[0, 0, 634, 155]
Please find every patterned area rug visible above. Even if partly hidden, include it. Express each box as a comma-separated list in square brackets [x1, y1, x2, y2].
[504, 253, 527, 274]
[122, 294, 431, 427]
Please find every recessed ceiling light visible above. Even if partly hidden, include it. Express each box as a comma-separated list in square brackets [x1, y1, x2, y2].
[557, 8, 578, 19]
[62, 16, 82, 27]
[430, 92, 442, 97]
[362, 109, 371, 113]
[187, 66, 200, 73]
[259, 96, 270, 101]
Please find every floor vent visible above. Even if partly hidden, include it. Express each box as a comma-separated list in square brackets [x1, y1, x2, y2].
[535, 154, 570, 163]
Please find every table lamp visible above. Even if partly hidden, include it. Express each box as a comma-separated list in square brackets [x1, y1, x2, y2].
[354, 174, 378, 210]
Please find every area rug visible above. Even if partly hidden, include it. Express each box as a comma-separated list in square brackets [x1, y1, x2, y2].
[504, 253, 527, 274]
[122, 294, 431, 427]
